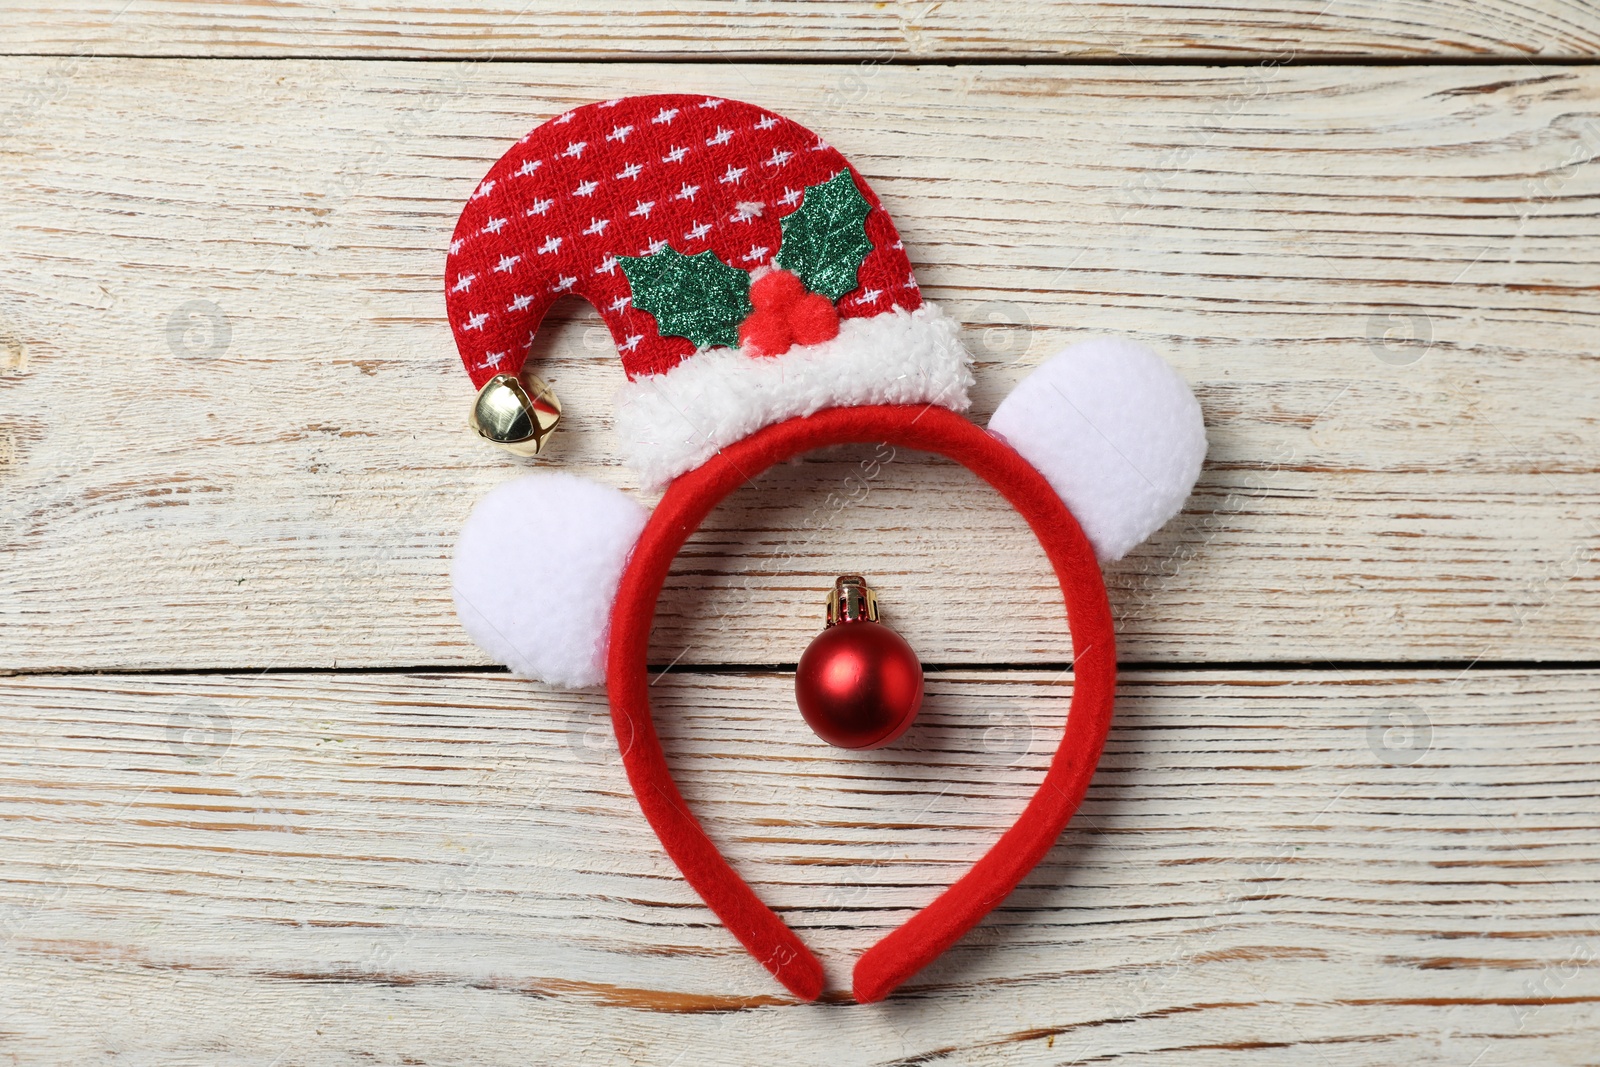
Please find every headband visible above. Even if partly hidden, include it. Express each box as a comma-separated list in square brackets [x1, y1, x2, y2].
[446, 94, 1207, 1002]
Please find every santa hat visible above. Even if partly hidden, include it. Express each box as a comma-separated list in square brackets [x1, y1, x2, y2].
[450, 93, 1206, 688]
[446, 93, 971, 489]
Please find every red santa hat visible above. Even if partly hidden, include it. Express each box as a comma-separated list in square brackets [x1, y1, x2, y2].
[446, 93, 972, 489]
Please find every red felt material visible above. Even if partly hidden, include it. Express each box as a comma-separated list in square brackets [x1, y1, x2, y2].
[739, 269, 840, 356]
[606, 405, 1118, 1004]
[787, 291, 840, 347]
[749, 268, 804, 310]
[736, 309, 792, 357]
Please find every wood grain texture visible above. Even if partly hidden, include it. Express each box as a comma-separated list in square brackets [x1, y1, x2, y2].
[7, 0, 1600, 59]
[1, 668, 1596, 1064]
[5, 60, 1599, 671]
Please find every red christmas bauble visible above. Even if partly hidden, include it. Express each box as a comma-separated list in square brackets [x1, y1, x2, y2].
[796, 618, 924, 750]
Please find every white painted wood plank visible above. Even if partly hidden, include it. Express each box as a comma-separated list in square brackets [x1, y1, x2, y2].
[1, 669, 1597, 1063]
[2, 60, 1599, 670]
[7, 0, 1600, 59]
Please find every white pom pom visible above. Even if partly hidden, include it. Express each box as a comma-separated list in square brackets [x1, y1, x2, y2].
[989, 338, 1206, 562]
[452, 472, 648, 687]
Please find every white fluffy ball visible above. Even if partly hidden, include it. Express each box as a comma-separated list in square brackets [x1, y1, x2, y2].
[988, 338, 1207, 562]
[452, 472, 648, 687]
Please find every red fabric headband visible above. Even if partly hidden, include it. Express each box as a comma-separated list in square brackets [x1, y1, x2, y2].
[446, 91, 1207, 1003]
[605, 404, 1117, 1002]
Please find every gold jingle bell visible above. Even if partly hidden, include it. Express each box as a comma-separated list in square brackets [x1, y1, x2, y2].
[468, 373, 562, 457]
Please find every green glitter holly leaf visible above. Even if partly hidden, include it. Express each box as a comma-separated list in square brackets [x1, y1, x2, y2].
[618, 246, 752, 350]
[775, 170, 874, 302]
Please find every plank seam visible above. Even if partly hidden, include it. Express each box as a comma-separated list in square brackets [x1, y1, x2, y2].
[3, 53, 1600, 67]
[6, 659, 1600, 679]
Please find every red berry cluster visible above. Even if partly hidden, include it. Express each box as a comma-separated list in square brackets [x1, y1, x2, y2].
[738, 269, 841, 357]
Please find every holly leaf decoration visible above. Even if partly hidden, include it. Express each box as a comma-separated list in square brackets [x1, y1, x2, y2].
[618, 246, 752, 349]
[775, 170, 874, 302]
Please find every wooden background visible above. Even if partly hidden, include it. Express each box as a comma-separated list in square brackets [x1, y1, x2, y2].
[3, 3, 1599, 1064]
